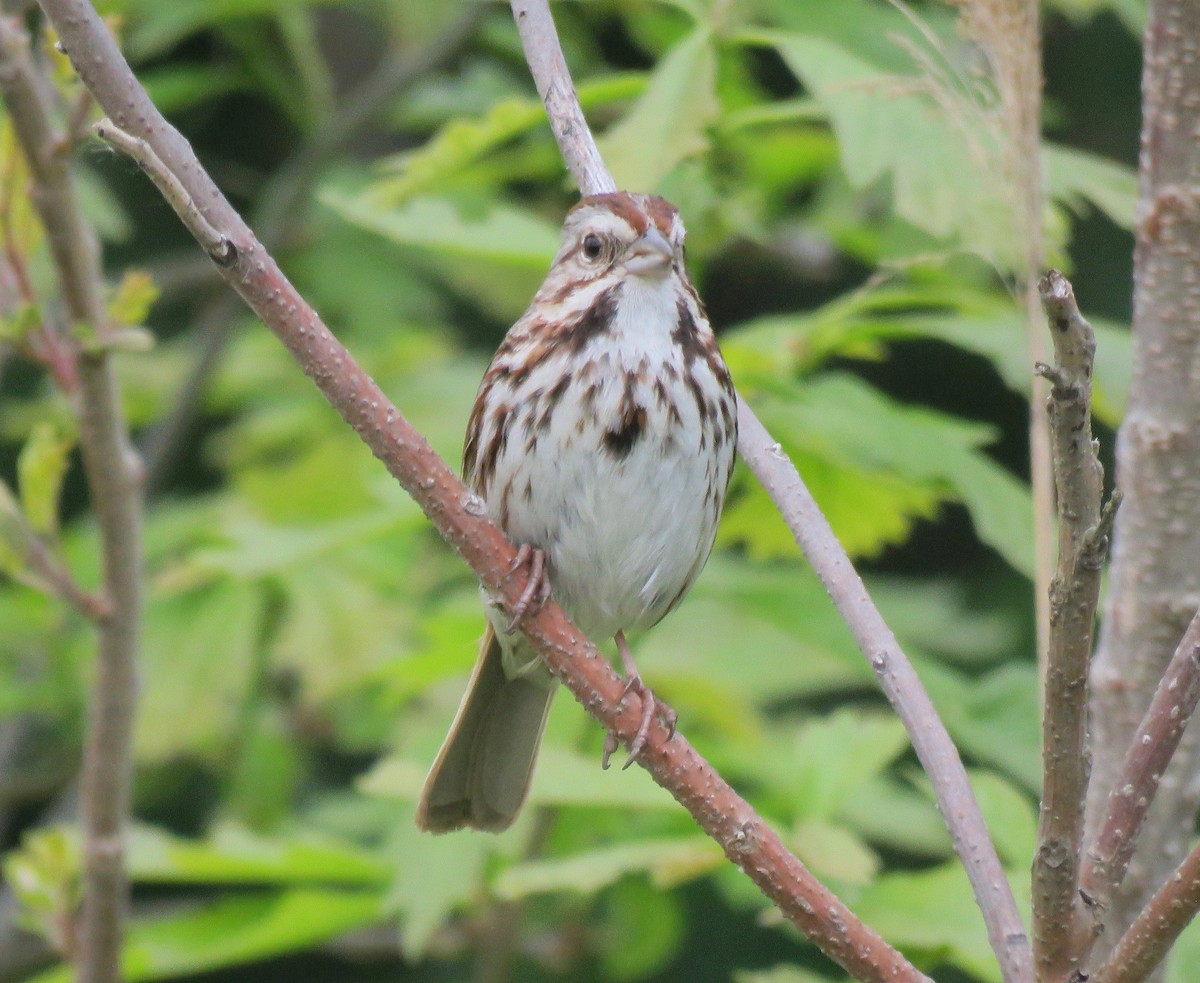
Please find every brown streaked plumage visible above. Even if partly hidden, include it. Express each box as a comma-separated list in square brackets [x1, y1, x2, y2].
[417, 192, 736, 834]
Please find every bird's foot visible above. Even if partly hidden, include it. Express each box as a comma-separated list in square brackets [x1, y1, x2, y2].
[503, 544, 551, 632]
[601, 632, 677, 770]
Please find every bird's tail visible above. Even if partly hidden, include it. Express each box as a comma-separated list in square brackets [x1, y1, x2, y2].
[416, 625, 555, 833]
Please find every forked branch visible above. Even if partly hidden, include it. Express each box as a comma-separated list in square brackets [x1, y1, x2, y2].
[1093, 841, 1200, 983]
[1079, 611, 1200, 970]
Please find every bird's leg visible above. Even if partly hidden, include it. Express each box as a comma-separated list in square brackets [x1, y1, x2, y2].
[503, 544, 551, 632]
[601, 630, 678, 770]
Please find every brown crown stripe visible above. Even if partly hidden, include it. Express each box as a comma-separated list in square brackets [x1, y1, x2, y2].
[643, 195, 677, 237]
[574, 192, 678, 239]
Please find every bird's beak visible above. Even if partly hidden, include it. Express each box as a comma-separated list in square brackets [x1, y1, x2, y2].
[624, 228, 674, 278]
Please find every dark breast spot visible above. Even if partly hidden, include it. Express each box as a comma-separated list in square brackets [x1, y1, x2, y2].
[603, 403, 648, 459]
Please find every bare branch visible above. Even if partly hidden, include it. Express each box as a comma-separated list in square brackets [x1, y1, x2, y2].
[510, 0, 616, 196]
[737, 404, 1034, 982]
[37, 4, 931, 979]
[1079, 611, 1200, 958]
[1092, 842, 1200, 983]
[511, 3, 1032, 981]
[1029, 269, 1108, 979]
[92, 120, 234, 262]
[0, 15, 142, 983]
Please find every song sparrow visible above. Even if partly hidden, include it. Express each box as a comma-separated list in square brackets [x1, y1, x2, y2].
[417, 192, 737, 833]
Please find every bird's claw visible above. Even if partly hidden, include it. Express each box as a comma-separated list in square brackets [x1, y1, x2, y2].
[599, 631, 677, 769]
[600, 674, 678, 771]
[504, 544, 550, 632]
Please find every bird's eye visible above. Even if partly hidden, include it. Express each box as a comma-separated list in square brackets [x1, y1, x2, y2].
[582, 233, 603, 260]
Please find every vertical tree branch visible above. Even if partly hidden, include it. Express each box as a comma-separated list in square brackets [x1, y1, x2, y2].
[38, 3, 936, 980]
[1085, 2, 1200, 972]
[1029, 270, 1110, 981]
[0, 16, 142, 983]
[510, 3, 1032, 981]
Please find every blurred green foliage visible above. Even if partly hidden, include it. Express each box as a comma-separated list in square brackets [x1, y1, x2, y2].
[0, 1, 1181, 982]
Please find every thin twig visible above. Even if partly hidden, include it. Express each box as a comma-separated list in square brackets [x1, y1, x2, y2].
[139, 6, 485, 492]
[737, 406, 1033, 982]
[23, 523, 111, 620]
[93, 120, 234, 262]
[1078, 611, 1200, 963]
[1092, 842, 1200, 983]
[0, 15, 143, 983]
[510, 2, 1032, 981]
[1030, 269, 1109, 980]
[37, 4, 932, 980]
[510, 0, 615, 196]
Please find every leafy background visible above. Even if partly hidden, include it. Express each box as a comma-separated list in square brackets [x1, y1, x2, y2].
[0, 1, 1175, 981]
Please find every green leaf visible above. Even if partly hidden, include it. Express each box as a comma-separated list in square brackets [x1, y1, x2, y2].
[121, 0, 341, 59]
[107, 270, 160, 328]
[964, 770, 1038, 867]
[126, 823, 386, 886]
[17, 423, 72, 536]
[751, 31, 1016, 264]
[837, 775, 952, 859]
[721, 451, 939, 561]
[323, 191, 558, 319]
[854, 863, 1028, 982]
[1044, 143, 1138, 230]
[784, 709, 909, 821]
[376, 73, 647, 205]
[736, 967, 849, 983]
[1169, 907, 1200, 983]
[0, 478, 30, 576]
[737, 373, 1034, 576]
[384, 820, 490, 959]
[872, 576, 1019, 668]
[26, 889, 384, 983]
[2, 827, 80, 950]
[790, 820, 879, 885]
[598, 28, 719, 190]
[136, 579, 266, 761]
[921, 662, 1041, 791]
[599, 878, 686, 981]
[641, 554, 873, 705]
[495, 836, 720, 900]
[140, 63, 247, 113]
[734, 279, 1130, 428]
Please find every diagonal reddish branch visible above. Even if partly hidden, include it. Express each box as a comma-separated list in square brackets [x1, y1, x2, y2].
[36, 1, 933, 980]
[1079, 610, 1200, 967]
[510, 2, 1032, 981]
[1092, 840, 1200, 983]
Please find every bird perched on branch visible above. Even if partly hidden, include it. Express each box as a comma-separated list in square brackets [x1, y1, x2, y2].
[417, 192, 736, 833]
